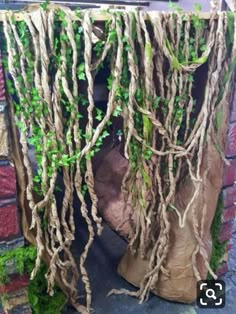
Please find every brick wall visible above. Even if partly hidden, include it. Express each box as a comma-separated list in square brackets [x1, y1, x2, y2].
[217, 77, 236, 276]
[0, 58, 31, 314]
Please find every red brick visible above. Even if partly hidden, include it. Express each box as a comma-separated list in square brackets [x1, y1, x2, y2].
[222, 186, 236, 208]
[0, 203, 19, 240]
[226, 122, 236, 157]
[0, 274, 29, 294]
[223, 159, 236, 187]
[216, 262, 228, 277]
[219, 221, 233, 243]
[0, 165, 16, 198]
[222, 205, 236, 222]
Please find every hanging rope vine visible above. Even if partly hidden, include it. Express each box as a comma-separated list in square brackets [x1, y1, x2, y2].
[1, 4, 236, 313]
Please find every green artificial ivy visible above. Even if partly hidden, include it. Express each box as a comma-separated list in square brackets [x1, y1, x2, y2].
[208, 195, 227, 278]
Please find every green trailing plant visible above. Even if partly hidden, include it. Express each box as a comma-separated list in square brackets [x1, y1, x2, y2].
[0, 246, 66, 314]
[1, 4, 235, 313]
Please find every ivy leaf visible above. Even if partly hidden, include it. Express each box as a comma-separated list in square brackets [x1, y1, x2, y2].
[145, 42, 152, 61]
[192, 55, 208, 64]
[95, 108, 103, 121]
[109, 29, 117, 43]
[76, 112, 83, 119]
[79, 72, 85, 80]
[166, 39, 180, 70]
[107, 75, 113, 90]
[144, 149, 153, 161]
[75, 9, 82, 19]
[122, 36, 127, 43]
[16, 75, 24, 84]
[56, 8, 66, 20]
[15, 120, 26, 132]
[40, 0, 49, 11]
[85, 150, 95, 160]
[33, 176, 41, 183]
[83, 132, 90, 140]
[113, 104, 122, 117]
[82, 184, 88, 195]
[125, 44, 131, 52]
[80, 95, 88, 106]
[60, 33, 68, 42]
[123, 91, 129, 101]
[101, 130, 110, 138]
[94, 40, 104, 56]
[143, 115, 152, 142]
[200, 44, 206, 52]
[172, 56, 180, 70]
[66, 133, 72, 145]
[115, 87, 122, 98]
[77, 63, 86, 80]
[154, 96, 161, 109]
[62, 20, 68, 27]
[135, 88, 143, 103]
[75, 33, 81, 42]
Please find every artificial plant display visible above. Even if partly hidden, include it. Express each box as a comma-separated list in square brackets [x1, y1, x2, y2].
[0, 3, 235, 313]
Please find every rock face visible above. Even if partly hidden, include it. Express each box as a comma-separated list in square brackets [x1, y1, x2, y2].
[94, 94, 234, 303]
[94, 140, 223, 302]
[94, 144, 134, 239]
[117, 137, 226, 303]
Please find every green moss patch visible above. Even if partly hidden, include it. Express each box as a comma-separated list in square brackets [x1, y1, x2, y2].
[0, 246, 67, 314]
[209, 195, 227, 278]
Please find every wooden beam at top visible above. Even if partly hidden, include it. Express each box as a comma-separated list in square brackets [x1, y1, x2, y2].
[0, 10, 217, 22]
[4, 0, 150, 6]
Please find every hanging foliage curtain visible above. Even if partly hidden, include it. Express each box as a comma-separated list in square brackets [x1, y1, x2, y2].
[1, 4, 236, 313]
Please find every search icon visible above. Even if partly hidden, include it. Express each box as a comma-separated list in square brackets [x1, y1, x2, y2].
[206, 289, 217, 300]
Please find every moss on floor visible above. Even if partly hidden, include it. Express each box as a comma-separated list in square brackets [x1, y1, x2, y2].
[28, 262, 67, 314]
[0, 245, 67, 314]
[208, 194, 227, 278]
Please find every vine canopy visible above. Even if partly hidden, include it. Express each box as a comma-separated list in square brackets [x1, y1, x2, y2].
[1, 4, 236, 313]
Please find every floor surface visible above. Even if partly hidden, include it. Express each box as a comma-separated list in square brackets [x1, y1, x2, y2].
[65, 219, 236, 314]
